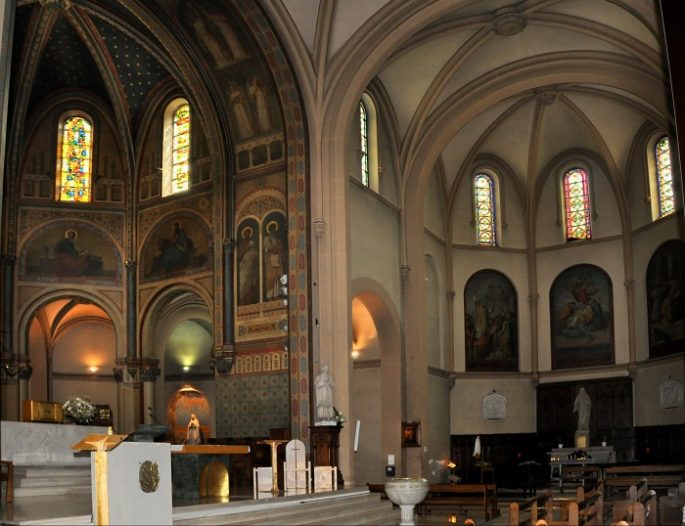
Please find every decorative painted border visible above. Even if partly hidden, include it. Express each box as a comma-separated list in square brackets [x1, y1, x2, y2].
[237, 0, 310, 440]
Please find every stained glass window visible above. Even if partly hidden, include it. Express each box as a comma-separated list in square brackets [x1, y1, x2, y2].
[474, 174, 496, 245]
[57, 116, 92, 202]
[656, 136, 675, 217]
[360, 101, 369, 187]
[563, 168, 592, 240]
[171, 103, 190, 194]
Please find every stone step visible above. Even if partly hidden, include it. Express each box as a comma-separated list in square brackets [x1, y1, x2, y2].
[331, 506, 400, 525]
[16, 475, 91, 487]
[14, 485, 92, 498]
[172, 490, 394, 525]
[14, 466, 91, 478]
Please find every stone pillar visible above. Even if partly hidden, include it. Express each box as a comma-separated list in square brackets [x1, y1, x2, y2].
[18, 358, 32, 407]
[114, 358, 141, 434]
[142, 361, 160, 425]
[125, 260, 137, 358]
[528, 292, 540, 372]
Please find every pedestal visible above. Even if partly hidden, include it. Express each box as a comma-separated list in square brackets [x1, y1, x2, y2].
[310, 425, 344, 488]
[575, 430, 589, 449]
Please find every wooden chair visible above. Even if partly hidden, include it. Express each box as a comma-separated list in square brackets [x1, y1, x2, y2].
[0, 460, 13, 504]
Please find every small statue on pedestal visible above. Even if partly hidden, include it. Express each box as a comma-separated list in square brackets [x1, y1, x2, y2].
[186, 413, 203, 445]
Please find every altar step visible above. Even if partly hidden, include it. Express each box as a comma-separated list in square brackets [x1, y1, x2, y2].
[173, 488, 401, 525]
[12, 465, 92, 497]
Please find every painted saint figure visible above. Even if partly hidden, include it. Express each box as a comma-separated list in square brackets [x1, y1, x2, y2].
[573, 387, 591, 431]
[228, 82, 254, 139]
[262, 219, 286, 300]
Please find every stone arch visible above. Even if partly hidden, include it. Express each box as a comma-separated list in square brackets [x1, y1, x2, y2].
[350, 277, 402, 485]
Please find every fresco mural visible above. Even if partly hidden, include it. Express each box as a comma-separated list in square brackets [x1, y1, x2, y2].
[141, 214, 211, 282]
[464, 269, 518, 371]
[262, 211, 287, 302]
[19, 221, 121, 285]
[550, 264, 614, 369]
[647, 239, 685, 358]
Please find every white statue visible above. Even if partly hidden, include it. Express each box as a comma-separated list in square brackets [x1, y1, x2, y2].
[315, 365, 335, 422]
[573, 387, 592, 431]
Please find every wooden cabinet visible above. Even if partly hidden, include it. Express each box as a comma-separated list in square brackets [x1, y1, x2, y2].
[22, 400, 63, 423]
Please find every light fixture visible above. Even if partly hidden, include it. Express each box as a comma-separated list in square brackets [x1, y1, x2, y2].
[351, 349, 360, 360]
[88, 365, 99, 374]
[182, 366, 190, 372]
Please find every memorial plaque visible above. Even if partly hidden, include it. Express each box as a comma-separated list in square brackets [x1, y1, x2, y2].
[481, 392, 507, 420]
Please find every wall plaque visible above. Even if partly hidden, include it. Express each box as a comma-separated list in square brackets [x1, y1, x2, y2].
[481, 391, 507, 420]
[659, 378, 683, 409]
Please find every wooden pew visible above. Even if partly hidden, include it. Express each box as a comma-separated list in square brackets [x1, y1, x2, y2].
[611, 489, 657, 526]
[611, 479, 649, 523]
[658, 481, 685, 525]
[560, 465, 600, 492]
[603, 464, 685, 497]
[509, 492, 553, 525]
[366, 482, 387, 499]
[417, 483, 498, 521]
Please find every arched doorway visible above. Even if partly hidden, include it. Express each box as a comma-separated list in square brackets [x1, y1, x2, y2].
[141, 289, 214, 437]
[26, 296, 118, 428]
[350, 288, 402, 485]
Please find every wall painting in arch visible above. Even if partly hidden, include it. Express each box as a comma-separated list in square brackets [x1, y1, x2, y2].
[19, 221, 121, 285]
[550, 264, 614, 369]
[464, 269, 518, 371]
[141, 214, 211, 282]
[647, 239, 685, 358]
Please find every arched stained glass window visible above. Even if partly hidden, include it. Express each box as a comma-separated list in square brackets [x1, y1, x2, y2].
[474, 173, 496, 245]
[360, 101, 369, 187]
[171, 103, 190, 194]
[656, 136, 675, 217]
[563, 167, 592, 240]
[57, 116, 93, 202]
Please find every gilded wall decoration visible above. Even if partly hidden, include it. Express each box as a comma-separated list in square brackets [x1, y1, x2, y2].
[140, 214, 211, 282]
[647, 239, 685, 358]
[550, 264, 614, 369]
[464, 269, 518, 371]
[19, 221, 122, 285]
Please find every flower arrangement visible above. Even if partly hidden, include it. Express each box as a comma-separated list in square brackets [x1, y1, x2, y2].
[63, 397, 96, 424]
[334, 407, 345, 426]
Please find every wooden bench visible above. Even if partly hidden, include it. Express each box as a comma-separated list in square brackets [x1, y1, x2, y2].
[603, 464, 684, 496]
[366, 482, 387, 499]
[417, 483, 498, 521]
[509, 492, 553, 525]
[561, 465, 600, 492]
[611, 489, 657, 526]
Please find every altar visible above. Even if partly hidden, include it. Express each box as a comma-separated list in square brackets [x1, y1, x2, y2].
[1, 420, 109, 466]
[171, 444, 251, 500]
[548, 445, 616, 487]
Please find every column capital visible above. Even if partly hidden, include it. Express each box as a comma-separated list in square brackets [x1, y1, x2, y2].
[446, 289, 456, 301]
[528, 292, 540, 304]
[624, 279, 635, 290]
[400, 264, 411, 281]
[211, 344, 235, 375]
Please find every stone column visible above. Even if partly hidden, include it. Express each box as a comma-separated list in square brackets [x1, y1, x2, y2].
[141, 361, 160, 424]
[18, 358, 32, 407]
[114, 358, 141, 434]
[125, 260, 137, 358]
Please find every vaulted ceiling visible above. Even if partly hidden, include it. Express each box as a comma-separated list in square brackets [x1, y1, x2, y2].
[267, 0, 673, 218]
[8, 0, 673, 217]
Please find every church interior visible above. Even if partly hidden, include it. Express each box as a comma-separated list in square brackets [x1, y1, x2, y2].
[1, 0, 684, 524]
